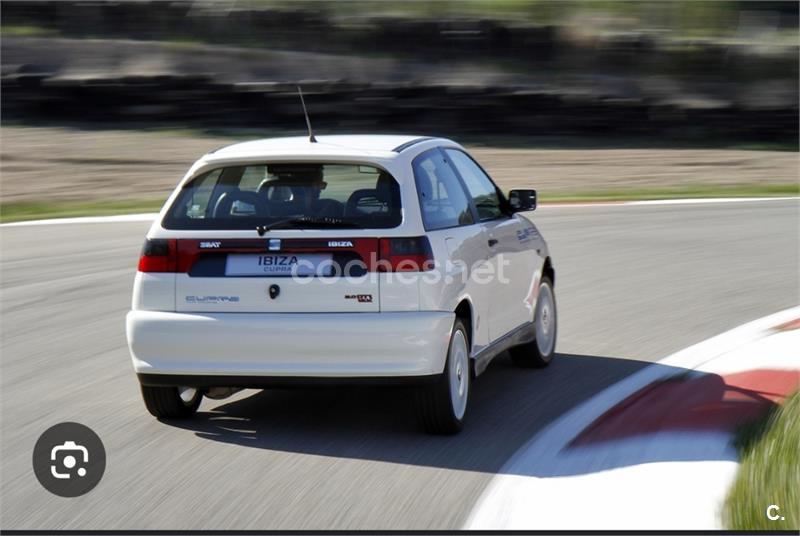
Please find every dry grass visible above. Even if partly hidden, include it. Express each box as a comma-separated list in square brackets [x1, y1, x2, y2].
[1, 126, 797, 207]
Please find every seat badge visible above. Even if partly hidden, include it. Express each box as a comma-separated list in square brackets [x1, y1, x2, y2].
[269, 284, 280, 300]
[268, 238, 281, 251]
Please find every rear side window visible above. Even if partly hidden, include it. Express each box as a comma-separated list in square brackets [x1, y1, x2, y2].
[444, 149, 505, 221]
[163, 163, 401, 230]
[413, 150, 474, 231]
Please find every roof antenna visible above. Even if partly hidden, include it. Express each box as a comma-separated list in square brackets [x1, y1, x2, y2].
[297, 85, 317, 143]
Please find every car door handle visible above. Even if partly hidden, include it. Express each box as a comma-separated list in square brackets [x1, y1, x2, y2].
[488, 238, 499, 247]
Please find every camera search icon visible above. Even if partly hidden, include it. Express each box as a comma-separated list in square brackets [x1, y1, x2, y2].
[50, 440, 89, 479]
[33, 422, 105, 497]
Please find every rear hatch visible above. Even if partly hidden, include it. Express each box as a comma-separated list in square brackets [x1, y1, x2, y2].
[154, 161, 406, 313]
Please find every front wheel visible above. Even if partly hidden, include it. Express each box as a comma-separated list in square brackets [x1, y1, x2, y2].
[415, 319, 471, 435]
[510, 276, 557, 368]
[140, 385, 202, 419]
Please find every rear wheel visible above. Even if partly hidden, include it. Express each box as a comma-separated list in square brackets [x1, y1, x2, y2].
[415, 318, 470, 434]
[510, 276, 557, 368]
[140, 385, 202, 419]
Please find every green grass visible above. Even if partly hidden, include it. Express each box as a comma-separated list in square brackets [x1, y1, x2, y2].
[1, 184, 796, 223]
[1, 24, 59, 37]
[724, 390, 800, 530]
[538, 183, 799, 203]
[459, 134, 799, 152]
[6, 1, 783, 43]
[0, 200, 164, 223]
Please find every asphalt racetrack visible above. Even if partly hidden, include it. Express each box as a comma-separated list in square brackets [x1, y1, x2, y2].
[1, 199, 797, 530]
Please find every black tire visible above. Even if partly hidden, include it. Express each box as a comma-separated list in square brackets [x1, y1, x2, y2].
[140, 385, 202, 419]
[510, 276, 557, 368]
[415, 319, 471, 435]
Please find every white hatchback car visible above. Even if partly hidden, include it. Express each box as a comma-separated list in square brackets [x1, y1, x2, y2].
[127, 135, 556, 434]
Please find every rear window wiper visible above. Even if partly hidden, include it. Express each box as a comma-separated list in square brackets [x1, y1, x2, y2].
[256, 217, 364, 236]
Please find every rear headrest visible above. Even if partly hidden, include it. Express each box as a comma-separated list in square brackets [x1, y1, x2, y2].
[257, 179, 293, 202]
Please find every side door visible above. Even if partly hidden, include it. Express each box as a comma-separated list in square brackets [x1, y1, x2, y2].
[443, 148, 541, 342]
[412, 148, 493, 356]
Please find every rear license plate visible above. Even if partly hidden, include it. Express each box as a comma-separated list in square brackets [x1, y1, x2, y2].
[225, 254, 333, 276]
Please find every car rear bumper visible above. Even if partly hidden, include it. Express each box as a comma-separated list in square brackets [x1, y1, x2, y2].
[126, 310, 454, 380]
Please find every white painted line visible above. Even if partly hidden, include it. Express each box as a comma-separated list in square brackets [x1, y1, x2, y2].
[1, 196, 796, 227]
[623, 196, 799, 206]
[0, 213, 159, 227]
[467, 459, 740, 530]
[542, 196, 799, 208]
[465, 306, 800, 530]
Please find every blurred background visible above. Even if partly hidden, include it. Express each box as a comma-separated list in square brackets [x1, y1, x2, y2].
[1, 0, 798, 219]
[1, 5, 798, 530]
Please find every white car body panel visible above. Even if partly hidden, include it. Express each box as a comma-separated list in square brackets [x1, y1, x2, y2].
[421, 225, 493, 354]
[378, 273, 421, 311]
[128, 310, 453, 377]
[132, 272, 175, 311]
[483, 214, 543, 340]
[176, 274, 380, 313]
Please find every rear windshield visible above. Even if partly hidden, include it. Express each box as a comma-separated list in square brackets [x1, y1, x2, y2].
[163, 163, 402, 230]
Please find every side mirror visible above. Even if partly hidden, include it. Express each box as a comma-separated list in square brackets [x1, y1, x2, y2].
[508, 189, 537, 212]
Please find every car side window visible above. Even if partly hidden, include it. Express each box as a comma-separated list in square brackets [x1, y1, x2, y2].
[413, 150, 475, 231]
[444, 149, 505, 221]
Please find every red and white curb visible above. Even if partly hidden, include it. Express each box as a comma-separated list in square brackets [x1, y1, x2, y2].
[465, 306, 800, 530]
[2, 196, 797, 227]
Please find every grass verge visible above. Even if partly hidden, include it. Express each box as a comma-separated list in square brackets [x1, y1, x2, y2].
[0, 200, 164, 223]
[724, 390, 799, 530]
[538, 183, 798, 203]
[0, 24, 59, 38]
[1, 184, 797, 223]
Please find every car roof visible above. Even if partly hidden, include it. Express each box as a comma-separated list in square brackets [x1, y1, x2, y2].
[203, 135, 449, 162]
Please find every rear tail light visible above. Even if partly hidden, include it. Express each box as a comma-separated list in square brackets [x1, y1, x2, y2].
[138, 239, 177, 272]
[137, 237, 431, 274]
[378, 236, 434, 272]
